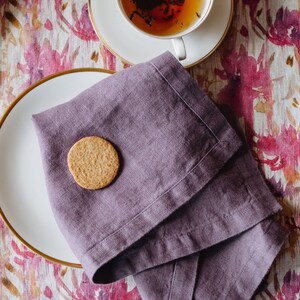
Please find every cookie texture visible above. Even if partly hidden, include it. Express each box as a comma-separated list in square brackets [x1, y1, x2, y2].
[67, 136, 120, 190]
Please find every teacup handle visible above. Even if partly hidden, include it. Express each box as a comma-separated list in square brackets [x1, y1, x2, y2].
[171, 37, 186, 61]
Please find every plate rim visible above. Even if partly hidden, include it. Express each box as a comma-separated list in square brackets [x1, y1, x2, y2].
[88, 0, 234, 68]
[0, 67, 115, 268]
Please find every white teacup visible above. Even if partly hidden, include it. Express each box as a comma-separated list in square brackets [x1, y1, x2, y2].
[118, 0, 214, 61]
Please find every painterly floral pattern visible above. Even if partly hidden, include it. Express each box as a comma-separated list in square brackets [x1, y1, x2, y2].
[192, 0, 300, 299]
[0, 0, 299, 299]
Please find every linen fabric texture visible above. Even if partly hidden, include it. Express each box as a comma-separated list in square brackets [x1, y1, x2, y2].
[32, 52, 287, 300]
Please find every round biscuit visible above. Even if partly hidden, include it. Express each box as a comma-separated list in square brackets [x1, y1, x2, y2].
[67, 136, 120, 190]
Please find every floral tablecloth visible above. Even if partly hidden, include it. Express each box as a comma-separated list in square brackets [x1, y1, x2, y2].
[0, 0, 299, 299]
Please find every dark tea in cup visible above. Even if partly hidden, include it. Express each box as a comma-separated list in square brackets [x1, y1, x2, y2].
[121, 0, 204, 36]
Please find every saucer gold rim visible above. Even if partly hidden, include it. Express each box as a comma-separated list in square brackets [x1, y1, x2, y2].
[88, 0, 234, 68]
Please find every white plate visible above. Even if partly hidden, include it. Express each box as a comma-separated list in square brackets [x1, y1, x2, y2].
[88, 0, 233, 68]
[0, 69, 113, 267]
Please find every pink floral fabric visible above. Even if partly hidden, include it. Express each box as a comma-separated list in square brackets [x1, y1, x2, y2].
[0, 0, 299, 299]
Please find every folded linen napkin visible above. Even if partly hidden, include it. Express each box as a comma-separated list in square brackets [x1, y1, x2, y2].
[33, 52, 287, 299]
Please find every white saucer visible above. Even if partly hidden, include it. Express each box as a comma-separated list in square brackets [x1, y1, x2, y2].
[0, 69, 113, 267]
[88, 0, 233, 68]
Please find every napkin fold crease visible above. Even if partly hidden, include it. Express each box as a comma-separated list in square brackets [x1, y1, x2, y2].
[33, 52, 287, 300]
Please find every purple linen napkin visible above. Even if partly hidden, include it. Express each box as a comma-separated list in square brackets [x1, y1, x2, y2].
[135, 218, 285, 300]
[33, 52, 287, 299]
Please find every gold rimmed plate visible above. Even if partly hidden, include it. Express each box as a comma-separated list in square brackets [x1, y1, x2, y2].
[88, 0, 233, 68]
[0, 69, 114, 267]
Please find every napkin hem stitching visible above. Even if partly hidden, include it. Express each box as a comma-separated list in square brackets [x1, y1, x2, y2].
[167, 260, 177, 300]
[133, 184, 255, 247]
[81, 140, 222, 255]
[123, 181, 270, 248]
[224, 220, 286, 299]
[83, 188, 280, 280]
[150, 61, 220, 142]
[225, 244, 257, 299]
